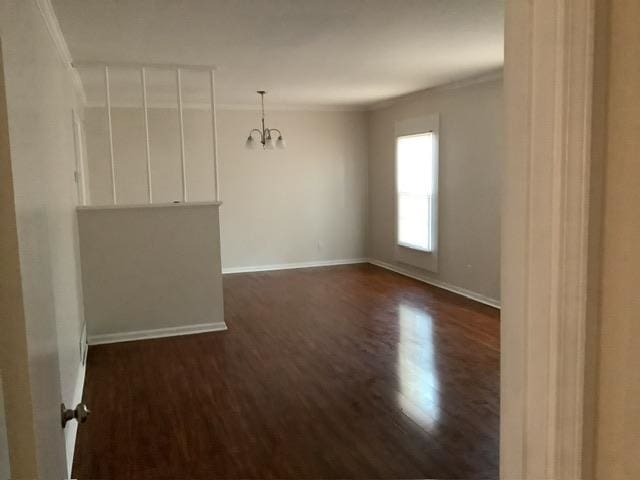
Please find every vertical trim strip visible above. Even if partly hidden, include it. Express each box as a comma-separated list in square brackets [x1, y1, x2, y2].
[141, 68, 153, 203]
[104, 66, 116, 204]
[210, 70, 220, 201]
[176, 68, 187, 202]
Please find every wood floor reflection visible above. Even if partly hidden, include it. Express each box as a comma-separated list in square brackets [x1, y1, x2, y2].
[73, 264, 499, 479]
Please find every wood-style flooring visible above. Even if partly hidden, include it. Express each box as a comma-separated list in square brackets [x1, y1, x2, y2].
[73, 264, 500, 479]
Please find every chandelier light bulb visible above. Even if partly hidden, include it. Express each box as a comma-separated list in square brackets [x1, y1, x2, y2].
[245, 135, 258, 150]
[276, 136, 286, 149]
[265, 136, 276, 150]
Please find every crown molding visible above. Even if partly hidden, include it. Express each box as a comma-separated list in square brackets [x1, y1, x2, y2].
[368, 68, 504, 111]
[84, 101, 367, 112]
[72, 60, 218, 71]
[217, 103, 366, 112]
[33, 0, 87, 104]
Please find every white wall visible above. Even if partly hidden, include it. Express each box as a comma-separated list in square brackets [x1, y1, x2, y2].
[367, 78, 502, 304]
[0, 0, 86, 476]
[84, 84, 501, 302]
[218, 109, 368, 269]
[77, 204, 225, 341]
[85, 107, 369, 269]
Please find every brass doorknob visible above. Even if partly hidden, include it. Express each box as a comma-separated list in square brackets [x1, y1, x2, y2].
[61, 402, 91, 428]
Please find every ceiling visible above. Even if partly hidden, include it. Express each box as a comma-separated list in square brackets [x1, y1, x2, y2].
[52, 0, 504, 108]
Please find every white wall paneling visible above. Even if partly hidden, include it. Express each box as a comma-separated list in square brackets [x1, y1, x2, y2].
[104, 65, 116, 203]
[75, 62, 221, 205]
[210, 70, 220, 201]
[141, 67, 153, 202]
[176, 68, 187, 201]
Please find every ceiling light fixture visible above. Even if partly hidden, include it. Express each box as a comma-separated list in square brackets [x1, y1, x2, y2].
[245, 90, 286, 150]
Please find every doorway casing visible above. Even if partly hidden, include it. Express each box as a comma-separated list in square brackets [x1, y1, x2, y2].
[501, 0, 606, 478]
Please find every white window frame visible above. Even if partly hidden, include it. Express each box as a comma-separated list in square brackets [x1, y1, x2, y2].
[394, 114, 439, 273]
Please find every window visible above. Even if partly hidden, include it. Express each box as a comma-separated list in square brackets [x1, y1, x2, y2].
[396, 132, 436, 252]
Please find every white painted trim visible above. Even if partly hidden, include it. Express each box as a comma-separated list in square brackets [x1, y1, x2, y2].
[73, 60, 218, 72]
[221, 258, 500, 309]
[141, 68, 153, 203]
[71, 110, 87, 206]
[83, 101, 368, 112]
[64, 358, 86, 478]
[393, 115, 440, 273]
[77, 201, 222, 211]
[222, 258, 368, 274]
[176, 69, 187, 202]
[217, 103, 367, 112]
[501, 0, 598, 478]
[104, 66, 116, 204]
[209, 70, 220, 202]
[368, 259, 500, 309]
[88, 322, 227, 346]
[34, 0, 87, 104]
[368, 68, 504, 111]
[74, 67, 501, 113]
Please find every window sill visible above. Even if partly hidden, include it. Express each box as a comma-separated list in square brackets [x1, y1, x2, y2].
[397, 242, 433, 254]
[395, 244, 438, 273]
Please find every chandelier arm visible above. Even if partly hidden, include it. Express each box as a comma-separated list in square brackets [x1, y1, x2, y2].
[268, 128, 282, 137]
[248, 128, 264, 141]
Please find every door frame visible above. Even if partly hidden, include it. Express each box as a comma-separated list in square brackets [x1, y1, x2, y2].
[501, 0, 606, 478]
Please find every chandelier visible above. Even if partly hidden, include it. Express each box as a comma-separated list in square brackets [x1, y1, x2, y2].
[245, 90, 286, 150]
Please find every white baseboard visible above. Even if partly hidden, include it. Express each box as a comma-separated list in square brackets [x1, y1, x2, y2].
[368, 258, 501, 309]
[87, 322, 227, 346]
[221, 257, 500, 309]
[64, 353, 87, 479]
[222, 258, 368, 274]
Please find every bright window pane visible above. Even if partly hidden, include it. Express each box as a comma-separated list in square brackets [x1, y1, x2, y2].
[397, 134, 433, 195]
[396, 133, 434, 252]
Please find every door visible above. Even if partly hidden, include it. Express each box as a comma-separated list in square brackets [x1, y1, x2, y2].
[1, 36, 63, 478]
[0, 31, 81, 479]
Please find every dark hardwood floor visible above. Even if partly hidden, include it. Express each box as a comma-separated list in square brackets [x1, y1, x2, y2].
[73, 264, 500, 479]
